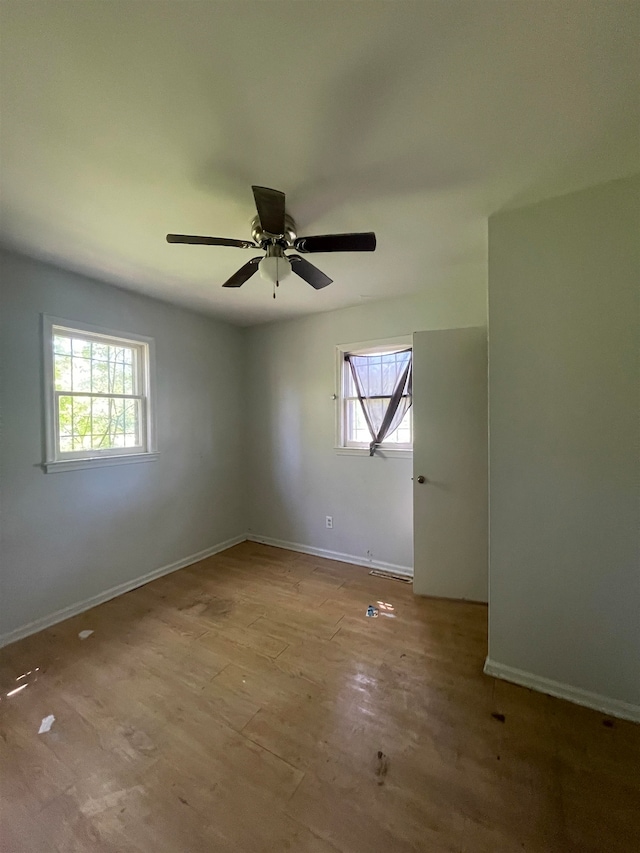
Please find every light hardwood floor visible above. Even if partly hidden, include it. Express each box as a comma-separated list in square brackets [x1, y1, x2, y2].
[1, 542, 638, 852]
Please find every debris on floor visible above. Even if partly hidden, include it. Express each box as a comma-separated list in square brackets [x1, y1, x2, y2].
[38, 715, 55, 734]
[78, 630, 94, 640]
[491, 712, 506, 723]
[375, 750, 389, 785]
[366, 605, 379, 618]
[603, 719, 614, 728]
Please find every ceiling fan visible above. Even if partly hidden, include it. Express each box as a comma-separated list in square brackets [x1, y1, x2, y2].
[166, 185, 376, 294]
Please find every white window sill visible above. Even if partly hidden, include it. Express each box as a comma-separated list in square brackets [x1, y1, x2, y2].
[334, 447, 413, 458]
[43, 452, 160, 473]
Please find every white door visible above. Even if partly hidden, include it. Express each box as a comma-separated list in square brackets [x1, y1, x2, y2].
[412, 327, 488, 601]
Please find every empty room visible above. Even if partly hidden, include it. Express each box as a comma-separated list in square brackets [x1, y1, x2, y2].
[0, 2, 638, 851]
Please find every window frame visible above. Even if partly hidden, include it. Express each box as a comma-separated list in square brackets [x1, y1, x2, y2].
[42, 315, 158, 472]
[335, 336, 413, 457]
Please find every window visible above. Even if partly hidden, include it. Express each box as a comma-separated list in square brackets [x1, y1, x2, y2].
[337, 339, 412, 454]
[43, 317, 157, 472]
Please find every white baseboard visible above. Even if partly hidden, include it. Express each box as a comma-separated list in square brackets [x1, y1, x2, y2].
[484, 658, 640, 724]
[0, 534, 247, 649]
[246, 533, 413, 578]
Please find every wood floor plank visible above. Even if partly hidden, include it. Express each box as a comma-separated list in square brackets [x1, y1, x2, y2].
[1, 543, 638, 852]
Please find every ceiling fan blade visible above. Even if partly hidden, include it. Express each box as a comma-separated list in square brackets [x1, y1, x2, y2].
[289, 255, 333, 290]
[294, 232, 376, 253]
[222, 257, 262, 288]
[252, 186, 286, 235]
[167, 234, 256, 248]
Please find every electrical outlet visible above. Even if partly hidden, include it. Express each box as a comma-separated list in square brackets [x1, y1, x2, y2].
[326, 516, 333, 529]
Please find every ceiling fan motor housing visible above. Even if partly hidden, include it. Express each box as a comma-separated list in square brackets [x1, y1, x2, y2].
[251, 214, 297, 247]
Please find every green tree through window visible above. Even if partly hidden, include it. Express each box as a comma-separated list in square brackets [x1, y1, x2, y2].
[54, 333, 141, 452]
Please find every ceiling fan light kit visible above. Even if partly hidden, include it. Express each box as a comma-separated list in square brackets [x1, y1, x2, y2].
[166, 185, 376, 297]
[259, 248, 292, 286]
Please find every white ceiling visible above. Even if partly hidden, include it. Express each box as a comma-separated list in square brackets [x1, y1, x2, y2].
[1, 1, 638, 326]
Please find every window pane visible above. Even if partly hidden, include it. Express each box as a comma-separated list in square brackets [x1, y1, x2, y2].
[345, 400, 411, 445]
[91, 396, 110, 438]
[72, 356, 92, 392]
[366, 358, 382, 396]
[58, 394, 73, 435]
[92, 343, 110, 361]
[345, 399, 371, 444]
[55, 335, 138, 395]
[54, 335, 71, 356]
[58, 395, 141, 453]
[123, 399, 138, 435]
[108, 355, 125, 394]
[58, 394, 92, 445]
[72, 338, 91, 358]
[374, 398, 390, 428]
[343, 348, 412, 446]
[381, 358, 395, 395]
[54, 354, 72, 391]
[384, 406, 412, 443]
[91, 358, 111, 394]
[123, 362, 134, 394]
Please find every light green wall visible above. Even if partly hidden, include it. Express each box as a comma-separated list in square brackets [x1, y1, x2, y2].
[488, 174, 640, 709]
[0, 250, 246, 640]
[244, 264, 487, 570]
